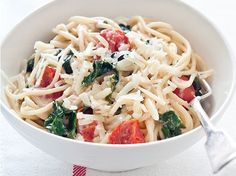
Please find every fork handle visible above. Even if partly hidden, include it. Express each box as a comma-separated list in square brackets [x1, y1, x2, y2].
[191, 97, 236, 173]
[191, 97, 215, 133]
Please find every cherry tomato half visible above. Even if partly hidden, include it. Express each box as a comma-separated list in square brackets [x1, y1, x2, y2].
[40, 66, 56, 87]
[173, 76, 195, 102]
[79, 121, 97, 142]
[77, 108, 96, 142]
[40, 66, 62, 99]
[100, 29, 130, 52]
[108, 119, 145, 144]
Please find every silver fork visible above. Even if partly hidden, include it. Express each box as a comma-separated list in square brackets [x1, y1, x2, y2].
[190, 79, 236, 173]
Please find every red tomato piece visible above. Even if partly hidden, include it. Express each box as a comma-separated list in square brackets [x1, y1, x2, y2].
[40, 66, 56, 87]
[77, 107, 96, 142]
[94, 55, 101, 60]
[45, 91, 63, 99]
[40, 66, 63, 99]
[80, 121, 97, 142]
[173, 76, 195, 102]
[108, 119, 145, 144]
[100, 29, 130, 52]
[77, 107, 84, 113]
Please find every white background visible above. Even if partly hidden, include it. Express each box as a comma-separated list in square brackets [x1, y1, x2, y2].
[1, 0, 236, 175]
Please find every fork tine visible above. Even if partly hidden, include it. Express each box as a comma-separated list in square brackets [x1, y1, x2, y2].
[199, 79, 212, 100]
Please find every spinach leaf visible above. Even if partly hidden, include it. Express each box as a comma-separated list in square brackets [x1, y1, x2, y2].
[110, 71, 119, 91]
[44, 101, 65, 136]
[83, 106, 93, 114]
[105, 71, 119, 102]
[160, 111, 185, 138]
[105, 93, 114, 102]
[82, 60, 119, 86]
[111, 52, 125, 61]
[55, 48, 63, 56]
[117, 55, 125, 61]
[145, 40, 151, 45]
[119, 24, 131, 33]
[114, 107, 122, 115]
[62, 51, 74, 74]
[64, 109, 77, 138]
[57, 50, 74, 74]
[63, 58, 73, 74]
[50, 117, 65, 136]
[192, 77, 202, 96]
[111, 52, 116, 58]
[26, 58, 34, 73]
[44, 101, 77, 139]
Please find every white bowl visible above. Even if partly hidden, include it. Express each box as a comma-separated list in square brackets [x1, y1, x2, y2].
[1, 0, 235, 172]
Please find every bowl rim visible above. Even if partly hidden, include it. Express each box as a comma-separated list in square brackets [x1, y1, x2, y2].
[1, 0, 236, 148]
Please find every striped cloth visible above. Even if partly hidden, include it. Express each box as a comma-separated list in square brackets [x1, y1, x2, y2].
[72, 165, 87, 176]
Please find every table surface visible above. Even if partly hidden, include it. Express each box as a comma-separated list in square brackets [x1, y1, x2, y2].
[1, 0, 236, 175]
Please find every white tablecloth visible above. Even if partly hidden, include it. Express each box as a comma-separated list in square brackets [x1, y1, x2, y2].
[1, 0, 236, 175]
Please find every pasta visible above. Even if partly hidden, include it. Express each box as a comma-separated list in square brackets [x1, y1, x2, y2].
[5, 16, 213, 144]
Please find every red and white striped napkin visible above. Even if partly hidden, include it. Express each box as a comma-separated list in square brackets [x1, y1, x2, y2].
[72, 165, 87, 176]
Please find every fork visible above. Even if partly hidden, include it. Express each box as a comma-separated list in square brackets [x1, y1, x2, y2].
[190, 79, 236, 173]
